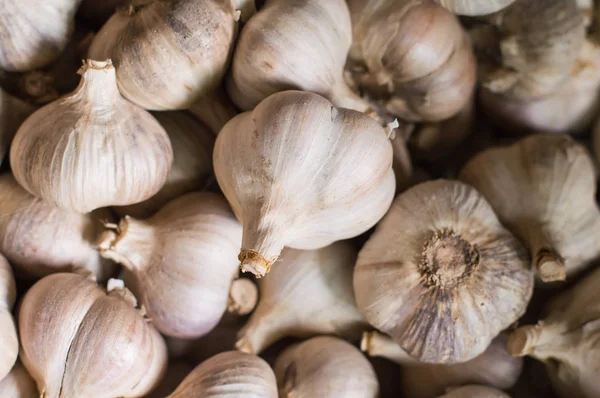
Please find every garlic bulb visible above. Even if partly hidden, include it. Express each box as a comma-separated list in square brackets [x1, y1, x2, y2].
[227, 0, 370, 112]
[188, 88, 238, 135]
[459, 134, 600, 282]
[0, 88, 35, 165]
[10, 60, 173, 213]
[146, 361, 193, 398]
[168, 351, 278, 398]
[354, 180, 533, 364]
[88, 0, 238, 110]
[346, 0, 476, 122]
[214, 90, 395, 277]
[236, 242, 367, 354]
[0, 362, 38, 398]
[19, 274, 167, 398]
[0, 254, 18, 382]
[274, 336, 379, 398]
[98, 192, 243, 338]
[433, 0, 516, 15]
[114, 111, 214, 218]
[0, 0, 80, 71]
[438, 385, 511, 398]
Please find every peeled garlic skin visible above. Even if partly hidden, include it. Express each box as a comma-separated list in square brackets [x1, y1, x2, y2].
[438, 385, 511, 398]
[354, 180, 533, 364]
[274, 336, 379, 398]
[0, 89, 36, 165]
[168, 351, 278, 398]
[0, 362, 38, 398]
[0, 254, 18, 382]
[433, 0, 515, 15]
[214, 90, 395, 276]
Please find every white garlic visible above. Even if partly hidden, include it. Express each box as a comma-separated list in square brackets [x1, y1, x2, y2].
[0, 88, 35, 165]
[0, 254, 18, 382]
[0, 362, 38, 398]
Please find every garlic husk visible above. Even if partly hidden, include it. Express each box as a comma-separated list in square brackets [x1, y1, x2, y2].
[354, 179, 533, 364]
[10, 59, 173, 213]
[0, 0, 80, 71]
[146, 361, 193, 398]
[0, 362, 38, 398]
[346, 0, 476, 123]
[0, 88, 35, 165]
[214, 90, 395, 277]
[236, 242, 367, 354]
[459, 134, 600, 282]
[438, 385, 511, 398]
[227, 0, 370, 112]
[188, 88, 238, 135]
[0, 173, 115, 280]
[168, 351, 278, 398]
[19, 273, 167, 398]
[114, 111, 214, 218]
[78, 0, 126, 30]
[0, 254, 18, 382]
[274, 336, 379, 398]
[88, 0, 238, 110]
[98, 192, 243, 338]
[433, 0, 516, 15]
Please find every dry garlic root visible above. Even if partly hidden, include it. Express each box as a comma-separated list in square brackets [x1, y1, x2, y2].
[438, 385, 511, 398]
[214, 90, 395, 277]
[433, 0, 516, 15]
[460, 134, 600, 282]
[0, 362, 38, 398]
[236, 242, 367, 354]
[0, 254, 18, 382]
[0, 88, 35, 165]
[354, 180, 534, 364]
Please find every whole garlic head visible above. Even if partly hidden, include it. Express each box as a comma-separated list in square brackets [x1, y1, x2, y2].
[354, 180, 533, 364]
[10, 60, 173, 213]
[214, 90, 395, 277]
[0, 254, 18, 382]
[433, 0, 516, 15]
[0, 362, 38, 398]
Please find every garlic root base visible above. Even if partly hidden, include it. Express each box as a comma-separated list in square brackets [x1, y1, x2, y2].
[239, 249, 272, 278]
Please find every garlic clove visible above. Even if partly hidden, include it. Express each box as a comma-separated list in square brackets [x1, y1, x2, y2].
[168, 351, 278, 397]
[0, 361, 38, 398]
[214, 90, 395, 277]
[433, 0, 516, 16]
[10, 59, 173, 213]
[0, 88, 35, 165]
[228, 278, 259, 316]
[354, 180, 534, 364]
[0, 254, 18, 382]
[437, 385, 511, 398]
[235, 242, 367, 354]
[274, 336, 379, 398]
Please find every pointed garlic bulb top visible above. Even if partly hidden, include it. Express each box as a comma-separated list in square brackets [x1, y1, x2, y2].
[214, 90, 395, 277]
[459, 134, 600, 282]
[10, 60, 173, 213]
[236, 242, 367, 354]
[433, 0, 516, 15]
[0, 88, 36, 165]
[275, 336, 379, 398]
[0, 362, 38, 398]
[438, 385, 511, 398]
[168, 351, 278, 398]
[0, 254, 18, 382]
[354, 180, 533, 364]
[19, 273, 167, 398]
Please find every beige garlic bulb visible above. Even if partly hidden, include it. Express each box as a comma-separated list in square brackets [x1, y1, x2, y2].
[114, 111, 214, 218]
[168, 351, 278, 398]
[0, 254, 18, 382]
[354, 180, 533, 364]
[98, 192, 243, 338]
[346, 0, 476, 123]
[236, 242, 367, 354]
[214, 90, 395, 277]
[88, 0, 238, 110]
[19, 274, 167, 398]
[0, 0, 80, 71]
[0, 362, 38, 398]
[433, 0, 516, 15]
[188, 88, 238, 135]
[438, 385, 511, 398]
[0, 88, 35, 165]
[10, 60, 173, 213]
[459, 134, 600, 282]
[275, 336, 379, 398]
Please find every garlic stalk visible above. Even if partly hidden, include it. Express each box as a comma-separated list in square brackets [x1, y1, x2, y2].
[0, 254, 18, 382]
[10, 59, 173, 213]
[433, 0, 516, 15]
[0, 362, 38, 398]
[459, 134, 600, 282]
[236, 242, 367, 354]
[354, 180, 534, 364]
[0, 88, 35, 165]
[214, 90, 395, 277]
[168, 351, 278, 398]
[188, 88, 238, 135]
[274, 336, 379, 398]
[98, 192, 243, 338]
[438, 385, 511, 398]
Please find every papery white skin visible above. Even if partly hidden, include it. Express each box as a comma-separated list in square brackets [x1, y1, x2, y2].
[438, 385, 511, 398]
[0, 254, 18, 381]
[0, 362, 38, 398]
[433, 0, 515, 15]
[0, 89, 35, 165]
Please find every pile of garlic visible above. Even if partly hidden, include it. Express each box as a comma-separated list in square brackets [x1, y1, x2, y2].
[0, 0, 599, 397]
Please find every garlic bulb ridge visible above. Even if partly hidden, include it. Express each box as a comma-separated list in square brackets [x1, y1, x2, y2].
[0, 254, 18, 382]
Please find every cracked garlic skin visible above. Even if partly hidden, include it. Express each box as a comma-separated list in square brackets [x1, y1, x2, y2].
[168, 351, 278, 398]
[88, 0, 238, 110]
[275, 336, 379, 398]
[354, 180, 533, 364]
[0, 254, 18, 382]
[214, 90, 395, 277]
[0, 88, 35, 165]
[10, 60, 173, 213]
[438, 385, 511, 398]
[346, 0, 476, 123]
[460, 134, 600, 282]
[19, 274, 167, 398]
[0, 362, 38, 398]
[433, 0, 515, 15]
[236, 242, 367, 354]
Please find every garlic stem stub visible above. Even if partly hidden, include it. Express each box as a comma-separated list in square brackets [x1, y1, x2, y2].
[0, 88, 36, 165]
[433, 0, 516, 15]
[10, 59, 173, 214]
[0, 254, 18, 382]
[214, 90, 395, 277]
[354, 180, 534, 364]
[0, 361, 38, 398]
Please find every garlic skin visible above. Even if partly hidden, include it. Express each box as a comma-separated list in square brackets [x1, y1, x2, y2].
[214, 90, 395, 277]
[19, 274, 167, 398]
[188, 88, 238, 135]
[88, 0, 238, 110]
[10, 60, 173, 213]
[0, 362, 38, 398]
[168, 351, 278, 398]
[459, 135, 600, 282]
[274, 336, 379, 398]
[98, 192, 243, 339]
[0, 88, 35, 165]
[354, 180, 533, 364]
[0, 254, 18, 382]
[0, 0, 80, 71]
[433, 0, 515, 15]
[438, 385, 511, 398]
[236, 242, 367, 354]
